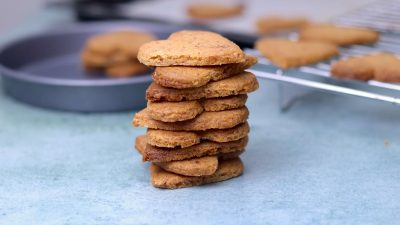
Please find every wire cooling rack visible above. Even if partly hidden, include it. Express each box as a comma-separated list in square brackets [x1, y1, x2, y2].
[247, 0, 400, 111]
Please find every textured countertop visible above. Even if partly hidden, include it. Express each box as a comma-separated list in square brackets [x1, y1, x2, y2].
[1, 3, 400, 225]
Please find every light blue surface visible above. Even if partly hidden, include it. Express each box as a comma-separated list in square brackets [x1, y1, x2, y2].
[1, 8, 400, 225]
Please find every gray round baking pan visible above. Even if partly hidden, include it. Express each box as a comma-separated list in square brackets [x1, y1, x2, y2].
[0, 21, 189, 112]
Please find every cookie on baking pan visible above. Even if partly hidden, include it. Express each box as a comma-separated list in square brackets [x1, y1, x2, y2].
[256, 16, 309, 34]
[331, 53, 400, 82]
[187, 3, 243, 19]
[137, 30, 245, 66]
[105, 62, 149, 78]
[255, 38, 338, 69]
[86, 30, 156, 57]
[299, 24, 379, 46]
[147, 72, 258, 102]
[146, 122, 249, 148]
[150, 157, 244, 189]
[133, 107, 249, 131]
[147, 95, 247, 122]
[153, 54, 257, 89]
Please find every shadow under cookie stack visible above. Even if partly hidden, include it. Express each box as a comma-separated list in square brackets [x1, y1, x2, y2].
[133, 30, 259, 189]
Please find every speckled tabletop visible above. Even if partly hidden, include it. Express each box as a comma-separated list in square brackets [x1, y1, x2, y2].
[1, 5, 400, 225]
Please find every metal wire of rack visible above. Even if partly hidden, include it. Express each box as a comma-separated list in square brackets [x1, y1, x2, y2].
[246, 0, 400, 110]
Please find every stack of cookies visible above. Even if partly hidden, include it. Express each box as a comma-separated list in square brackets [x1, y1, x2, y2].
[132, 30, 259, 189]
[81, 30, 155, 77]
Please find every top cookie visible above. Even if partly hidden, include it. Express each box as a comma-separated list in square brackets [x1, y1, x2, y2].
[256, 38, 338, 69]
[299, 24, 379, 46]
[137, 30, 245, 66]
[187, 4, 243, 19]
[86, 30, 156, 57]
[331, 53, 400, 82]
[153, 54, 257, 89]
[256, 16, 308, 34]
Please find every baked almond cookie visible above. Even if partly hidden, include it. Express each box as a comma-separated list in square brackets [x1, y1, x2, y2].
[256, 38, 339, 69]
[137, 30, 245, 66]
[147, 122, 249, 148]
[150, 158, 244, 189]
[331, 53, 400, 82]
[187, 4, 243, 19]
[143, 136, 248, 162]
[133, 107, 249, 131]
[299, 24, 379, 46]
[86, 30, 156, 57]
[256, 16, 309, 34]
[135, 135, 243, 176]
[147, 95, 247, 122]
[105, 62, 149, 77]
[135, 136, 218, 176]
[153, 54, 257, 89]
[147, 72, 258, 102]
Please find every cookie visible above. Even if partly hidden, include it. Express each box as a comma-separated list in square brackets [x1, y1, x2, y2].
[299, 24, 379, 46]
[137, 30, 245, 66]
[105, 62, 149, 77]
[256, 16, 309, 34]
[141, 135, 248, 162]
[156, 156, 218, 177]
[152, 54, 257, 89]
[86, 30, 156, 57]
[147, 95, 247, 122]
[147, 72, 258, 102]
[187, 4, 243, 19]
[135, 136, 218, 176]
[255, 38, 339, 69]
[331, 53, 400, 82]
[133, 107, 249, 131]
[150, 157, 244, 189]
[135, 135, 243, 176]
[146, 122, 249, 148]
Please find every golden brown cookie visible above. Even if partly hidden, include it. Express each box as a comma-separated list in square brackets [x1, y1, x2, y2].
[147, 95, 247, 122]
[256, 16, 309, 34]
[137, 30, 245, 66]
[156, 156, 218, 177]
[133, 107, 249, 131]
[299, 24, 379, 46]
[105, 62, 149, 77]
[255, 38, 339, 69]
[152, 54, 257, 89]
[135, 136, 218, 176]
[146, 122, 249, 148]
[140, 135, 247, 163]
[331, 53, 400, 82]
[147, 72, 258, 102]
[86, 30, 156, 57]
[150, 158, 244, 189]
[187, 4, 243, 19]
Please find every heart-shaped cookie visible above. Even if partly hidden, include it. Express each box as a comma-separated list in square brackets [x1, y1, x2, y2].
[138, 30, 245, 66]
[256, 38, 339, 69]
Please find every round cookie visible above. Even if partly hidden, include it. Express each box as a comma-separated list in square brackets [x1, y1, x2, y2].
[152, 54, 257, 89]
[187, 4, 243, 19]
[137, 30, 245, 66]
[150, 158, 244, 189]
[133, 107, 249, 131]
[146, 95, 247, 122]
[299, 24, 379, 46]
[106, 62, 149, 77]
[87, 30, 156, 57]
[146, 122, 249, 148]
[146, 72, 259, 102]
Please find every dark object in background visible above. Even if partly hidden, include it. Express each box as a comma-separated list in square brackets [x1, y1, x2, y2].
[74, 0, 136, 21]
